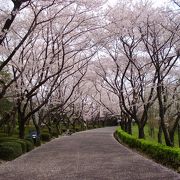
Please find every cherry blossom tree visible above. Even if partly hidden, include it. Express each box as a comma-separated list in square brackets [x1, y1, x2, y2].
[92, 2, 157, 137]
[139, 9, 180, 146]
[0, 0, 31, 45]
[0, 0, 75, 99]
[9, 0, 104, 138]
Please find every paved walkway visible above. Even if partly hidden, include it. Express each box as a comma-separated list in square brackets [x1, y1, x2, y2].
[0, 127, 179, 180]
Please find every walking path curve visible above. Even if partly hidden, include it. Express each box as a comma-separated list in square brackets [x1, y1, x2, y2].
[0, 127, 179, 180]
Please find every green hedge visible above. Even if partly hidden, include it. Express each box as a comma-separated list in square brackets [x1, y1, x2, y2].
[0, 142, 23, 160]
[35, 137, 41, 146]
[51, 132, 59, 138]
[25, 137, 34, 144]
[0, 138, 25, 152]
[0, 137, 29, 153]
[16, 140, 27, 153]
[24, 140, 34, 152]
[0, 137, 18, 142]
[0, 137, 34, 160]
[41, 133, 51, 142]
[116, 128, 180, 169]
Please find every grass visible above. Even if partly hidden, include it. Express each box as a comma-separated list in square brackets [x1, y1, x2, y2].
[131, 124, 179, 148]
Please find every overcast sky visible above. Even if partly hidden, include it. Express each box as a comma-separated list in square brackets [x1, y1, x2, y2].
[107, 0, 170, 7]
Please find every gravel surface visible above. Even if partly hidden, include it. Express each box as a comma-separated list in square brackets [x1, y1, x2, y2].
[0, 127, 179, 180]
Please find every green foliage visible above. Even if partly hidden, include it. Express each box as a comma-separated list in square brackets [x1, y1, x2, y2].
[0, 137, 27, 153]
[25, 126, 36, 134]
[0, 98, 13, 115]
[0, 132, 8, 137]
[25, 136, 41, 146]
[15, 140, 27, 153]
[35, 137, 41, 146]
[41, 133, 51, 142]
[116, 128, 180, 169]
[0, 137, 19, 143]
[0, 66, 11, 81]
[25, 137, 34, 144]
[0, 137, 35, 154]
[51, 131, 59, 138]
[24, 140, 34, 152]
[0, 142, 23, 160]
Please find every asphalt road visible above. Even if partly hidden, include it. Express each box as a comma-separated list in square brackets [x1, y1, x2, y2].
[0, 127, 179, 180]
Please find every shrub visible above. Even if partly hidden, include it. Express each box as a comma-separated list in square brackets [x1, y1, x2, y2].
[0, 145, 14, 160]
[51, 132, 59, 138]
[35, 137, 41, 146]
[0, 137, 27, 153]
[116, 128, 180, 169]
[0, 142, 23, 160]
[25, 135, 41, 146]
[41, 133, 51, 142]
[23, 140, 34, 152]
[41, 129, 49, 133]
[25, 137, 34, 144]
[0, 133, 8, 137]
[0, 137, 17, 142]
[15, 140, 27, 153]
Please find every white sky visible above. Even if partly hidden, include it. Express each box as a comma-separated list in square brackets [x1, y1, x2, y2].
[108, 0, 170, 7]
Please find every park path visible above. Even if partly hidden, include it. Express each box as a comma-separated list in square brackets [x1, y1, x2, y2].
[0, 127, 179, 180]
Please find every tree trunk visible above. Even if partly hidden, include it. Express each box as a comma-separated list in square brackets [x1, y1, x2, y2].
[162, 125, 173, 146]
[120, 120, 125, 131]
[18, 107, 26, 139]
[157, 83, 173, 147]
[102, 120, 105, 127]
[127, 119, 132, 135]
[170, 116, 180, 147]
[47, 125, 52, 136]
[124, 119, 128, 133]
[161, 120, 173, 146]
[92, 120, 95, 128]
[0, 2, 22, 45]
[138, 124, 145, 139]
[56, 123, 60, 135]
[72, 120, 76, 131]
[19, 120, 25, 139]
[80, 121, 83, 130]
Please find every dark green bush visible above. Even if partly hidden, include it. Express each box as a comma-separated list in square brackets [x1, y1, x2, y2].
[41, 133, 51, 142]
[23, 140, 34, 152]
[15, 139, 27, 153]
[0, 145, 14, 160]
[35, 137, 41, 146]
[51, 132, 59, 138]
[0, 137, 27, 153]
[0, 137, 17, 142]
[25, 135, 41, 146]
[116, 128, 180, 169]
[25, 137, 34, 144]
[0, 133, 8, 137]
[0, 142, 23, 160]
